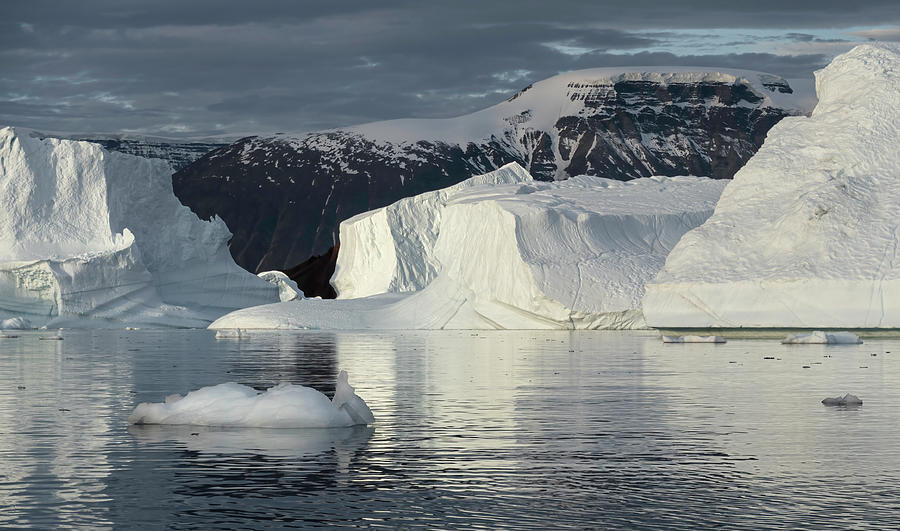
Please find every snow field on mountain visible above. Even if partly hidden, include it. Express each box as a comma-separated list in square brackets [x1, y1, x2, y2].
[211, 163, 725, 330]
[0, 127, 278, 327]
[643, 44, 900, 328]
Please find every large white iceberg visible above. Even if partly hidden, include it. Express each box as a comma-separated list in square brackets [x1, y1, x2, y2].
[0, 127, 278, 327]
[211, 163, 725, 330]
[643, 44, 900, 329]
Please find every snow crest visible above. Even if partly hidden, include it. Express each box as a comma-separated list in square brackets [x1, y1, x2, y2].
[211, 162, 725, 330]
[0, 127, 278, 327]
[643, 44, 900, 328]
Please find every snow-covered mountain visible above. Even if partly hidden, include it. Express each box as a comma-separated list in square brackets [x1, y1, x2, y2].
[37, 132, 227, 171]
[173, 68, 810, 281]
[643, 44, 900, 328]
[0, 127, 277, 328]
[210, 163, 726, 330]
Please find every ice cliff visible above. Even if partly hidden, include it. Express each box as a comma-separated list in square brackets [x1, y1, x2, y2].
[210, 163, 725, 330]
[0, 127, 278, 327]
[643, 44, 900, 328]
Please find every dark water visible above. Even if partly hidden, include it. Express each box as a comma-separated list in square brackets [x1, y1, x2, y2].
[0, 329, 898, 529]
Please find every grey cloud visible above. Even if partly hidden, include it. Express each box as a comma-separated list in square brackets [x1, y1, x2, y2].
[1, 2, 897, 137]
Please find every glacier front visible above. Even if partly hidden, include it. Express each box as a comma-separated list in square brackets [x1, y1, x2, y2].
[0, 127, 278, 327]
[211, 163, 725, 330]
[642, 43, 900, 329]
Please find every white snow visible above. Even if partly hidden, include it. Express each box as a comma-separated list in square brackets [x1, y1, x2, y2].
[661, 335, 726, 343]
[0, 127, 278, 327]
[822, 393, 863, 406]
[643, 44, 900, 329]
[128, 371, 375, 428]
[258, 270, 303, 301]
[342, 68, 813, 146]
[211, 163, 725, 330]
[781, 331, 862, 345]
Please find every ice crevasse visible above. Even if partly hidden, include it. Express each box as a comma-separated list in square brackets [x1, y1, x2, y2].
[643, 43, 900, 329]
[211, 163, 726, 330]
[0, 127, 278, 327]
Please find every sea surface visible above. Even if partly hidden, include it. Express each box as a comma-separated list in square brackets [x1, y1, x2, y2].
[0, 329, 897, 529]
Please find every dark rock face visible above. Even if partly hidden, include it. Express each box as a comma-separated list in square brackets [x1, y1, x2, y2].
[283, 245, 339, 299]
[172, 73, 802, 278]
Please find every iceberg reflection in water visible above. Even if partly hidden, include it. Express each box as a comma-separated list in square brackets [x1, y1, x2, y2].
[1, 329, 899, 528]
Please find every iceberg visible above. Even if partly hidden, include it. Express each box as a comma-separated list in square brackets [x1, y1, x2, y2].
[822, 394, 863, 406]
[211, 163, 725, 330]
[0, 317, 31, 330]
[643, 44, 900, 329]
[258, 270, 303, 301]
[0, 127, 278, 327]
[661, 335, 726, 343]
[128, 371, 375, 428]
[781, 331, 862, 344]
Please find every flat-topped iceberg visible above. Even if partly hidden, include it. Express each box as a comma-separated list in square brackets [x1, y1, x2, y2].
[0, 127, 278, 327]
[211, 163, 725, 330]
[643, 44, 900, 329]
[128, 371, 375, 428]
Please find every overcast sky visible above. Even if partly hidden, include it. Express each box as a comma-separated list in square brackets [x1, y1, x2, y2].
[2, 1, 898, 138]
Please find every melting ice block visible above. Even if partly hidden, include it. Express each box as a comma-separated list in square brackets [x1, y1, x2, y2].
[822, 394, 863, 406]
[662, 335, 726, 343]
[782, 331, 862, 344]
[128, 371, 375, 428]
[643, 44, 900, 329]
[0, 126, 278, 327]
[212, 163, 725, 330]
[258, 270, 303, 301]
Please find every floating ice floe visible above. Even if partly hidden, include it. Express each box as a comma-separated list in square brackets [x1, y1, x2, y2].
[0, 127, 278, 328]
[661, 335, 726, 343]
[211, 163, 725, 330]
[214, 329, 250, 340]
[643, 44, 900, 329]
[128, 371, 375, 428]
[822, 394, 863, 406]
[782, 331, 862, 344]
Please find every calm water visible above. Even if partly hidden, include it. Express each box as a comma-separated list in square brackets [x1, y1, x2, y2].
[0, 329, 898, 529]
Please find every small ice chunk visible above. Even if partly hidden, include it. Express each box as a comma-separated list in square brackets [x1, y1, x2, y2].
[1, 317, 32, 329]
[258, 271, 304, 302]
[662, 335, 726, 343]
[215, 329, 249, 339]
[782, 331, 862, 344]
[822, 393, 863, 406]
[128, 371, 374, 428]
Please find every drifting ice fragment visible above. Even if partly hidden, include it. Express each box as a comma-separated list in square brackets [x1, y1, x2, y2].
[128, 370, 375, 428]
[822, 394, 863, 406]
[782, 331, 862, 344]
[215, 329, 250, 340]
[258, 270, 304, 301]
[662, 335, 726, 343]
